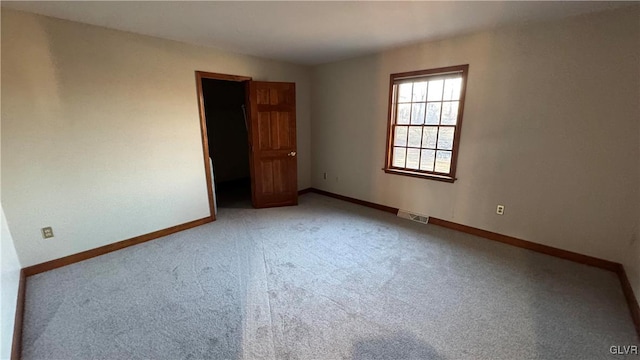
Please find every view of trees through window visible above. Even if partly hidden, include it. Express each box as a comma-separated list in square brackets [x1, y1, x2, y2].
[385, 65, 468, 181]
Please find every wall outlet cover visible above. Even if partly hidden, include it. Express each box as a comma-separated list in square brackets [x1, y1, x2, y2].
[41, 226, 54, 239]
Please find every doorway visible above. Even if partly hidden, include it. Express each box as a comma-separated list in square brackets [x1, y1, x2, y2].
[199, 74, 252, 211]
[196, 72, 299, 218]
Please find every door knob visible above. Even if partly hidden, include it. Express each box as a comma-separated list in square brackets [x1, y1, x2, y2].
[288, 151, 297, 157]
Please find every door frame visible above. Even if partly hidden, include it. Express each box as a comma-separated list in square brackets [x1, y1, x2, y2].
[195, 71, 252, 220]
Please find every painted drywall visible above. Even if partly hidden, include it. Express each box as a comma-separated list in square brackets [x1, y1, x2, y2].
[628, 230, 640, 302]
[635, 103, 640, 299]
[637, 116, 640, 297]
[1, 9, 312, 267]
[630, 112, 640, 298]
[1, 206, 21, 360]
[311, 7, 640, 265]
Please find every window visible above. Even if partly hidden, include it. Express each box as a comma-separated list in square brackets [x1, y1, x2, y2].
[384, 65, 468, 182]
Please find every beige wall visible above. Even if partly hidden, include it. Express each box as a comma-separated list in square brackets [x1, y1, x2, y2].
[311, 7, 640, 265]
[637, 110, 640, 297]
[628, 230, 640, 300]
[1, 206, 21, 359]
[1, 9, 312, 267]
[631, 112, 640, 297]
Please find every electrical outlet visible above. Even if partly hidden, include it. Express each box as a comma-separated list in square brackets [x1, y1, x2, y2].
[41, 227, 54, 239]
[496, 205, 505, 215]
[323, 172, 327, 180]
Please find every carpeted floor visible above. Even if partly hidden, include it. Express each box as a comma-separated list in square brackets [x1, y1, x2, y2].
[22, 194, 637, 359]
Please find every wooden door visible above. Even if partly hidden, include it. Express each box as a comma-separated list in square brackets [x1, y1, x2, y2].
[248, 81, 298, 208]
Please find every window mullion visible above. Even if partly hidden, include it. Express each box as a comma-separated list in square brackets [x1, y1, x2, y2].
[408, 83, 414, 125]
[417, 126, 424, 171]
[433, 127, 441, 172]
[403, 146, 408, 169]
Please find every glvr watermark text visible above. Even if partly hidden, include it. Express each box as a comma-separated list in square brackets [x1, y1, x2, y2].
[610, 345, 638, 355]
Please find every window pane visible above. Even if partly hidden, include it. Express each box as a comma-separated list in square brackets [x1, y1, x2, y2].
[437, 127, 455, 150]
[426, 102, 441, 125]
[406, 148, 420, 170]
[412, 81, 428, 102]
[420, 149, 435, 171]
[435, 150, 452, 173]
[396, 104, 411, 124]
[394, 126, 407, 147]
[392, 147, 406, 168]
[422, 126, 438, 149]
[398, 83, 413, 103]
[443, 78, 462, 101]
[411, 103, 425, 124]
[441, 101, 459, 125]
[427, 80, 444, 101]
[408, 126, 422, 147]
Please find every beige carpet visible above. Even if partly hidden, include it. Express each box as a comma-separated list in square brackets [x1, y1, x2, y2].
[22, 193, 637, 359]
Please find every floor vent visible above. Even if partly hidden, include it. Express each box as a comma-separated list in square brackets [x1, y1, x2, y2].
[397, 210, 429, 224]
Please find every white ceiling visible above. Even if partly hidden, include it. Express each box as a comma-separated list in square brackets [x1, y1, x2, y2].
[2, 1, 632, 65]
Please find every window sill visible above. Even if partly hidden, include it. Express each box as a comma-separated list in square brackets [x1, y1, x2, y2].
[383, 168, 456, 183]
